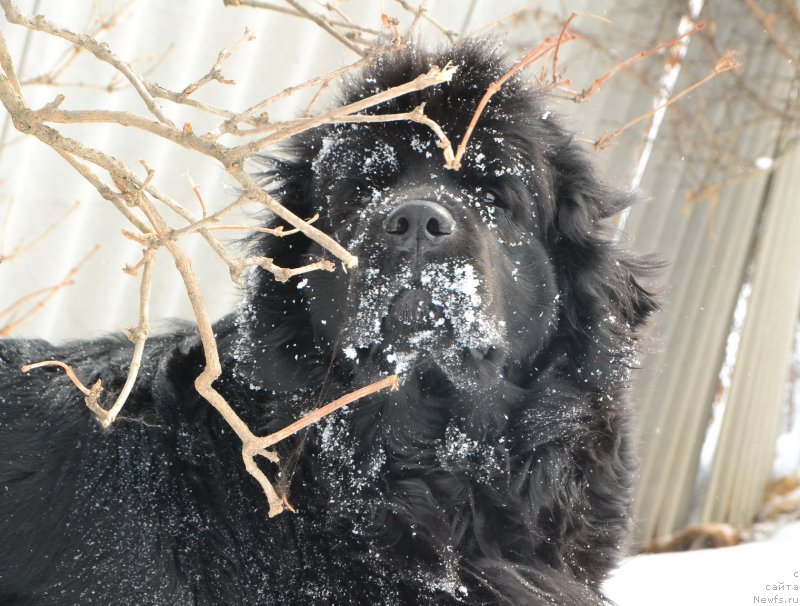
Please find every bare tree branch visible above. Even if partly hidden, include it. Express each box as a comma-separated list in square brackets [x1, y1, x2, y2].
[0, 245, 99, 336]
[181, 27, 256, 97]
[594, 51, 739, 149]
[1, 0, 173, 124]
[448, 35, 576, 170]
[0, 200, 80, 264]
[283, 0, 364, 56]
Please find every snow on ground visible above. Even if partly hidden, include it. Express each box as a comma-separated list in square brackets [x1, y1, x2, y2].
[604, 522, 800, 605]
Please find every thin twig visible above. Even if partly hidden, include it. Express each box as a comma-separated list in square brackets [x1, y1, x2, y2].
[742, 0, 795, 64]
[204, 213, 320, 236]
[283, 0, 364, 56]
[0, 29, 22, 93]
[99, 249, 155, 427]
[393, 0, 456, 42]
[449, 35, 576, 170]
[20, 360, 98, 395]
[244, 257, 336, 282]
[19, 0, 136, 87]
[327, 102, 455, 166]
[303, 80, 330, 117]
[0, 283, 71, 320]
[551, 12, 578, 85]
[0, 244, 99, 336]
[254, 375, 399, 450]
[1, 0, 174, 125]
[574, 22, 705, 102]
[229, 63, 458, 162]
[227, 163, 359, 270]
[0, 200, 80, 263]
[594, 51, 739, 149]
[220, 55, 373, 134]
[181, 28, 255, 97]
[185, 173, 209, 219]
[224, 0, 380, 34]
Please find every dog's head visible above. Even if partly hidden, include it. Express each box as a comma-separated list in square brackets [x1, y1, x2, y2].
[237, 40, 657, 393]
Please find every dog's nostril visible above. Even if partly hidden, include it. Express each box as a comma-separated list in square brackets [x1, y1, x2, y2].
[387, 216, 409, 235]
[426, 217, 452, 236]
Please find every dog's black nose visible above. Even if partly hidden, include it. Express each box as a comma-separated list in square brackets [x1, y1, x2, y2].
[383, 201, 456, 251]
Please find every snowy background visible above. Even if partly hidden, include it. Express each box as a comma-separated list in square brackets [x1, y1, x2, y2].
[605, 522, 800, 605]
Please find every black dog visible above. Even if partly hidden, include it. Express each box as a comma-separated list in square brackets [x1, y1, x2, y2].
[0, 41, 657, 605]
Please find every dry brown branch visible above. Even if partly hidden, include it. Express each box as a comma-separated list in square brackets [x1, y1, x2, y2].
[245, 257, 336, 283]
[0, 284, 66, 320]
[742, 0, 796, 65]
[215, 46, 411, 136]
[29, 102, 228, 160]
[181, 28, 255, 97]
[314, 0, 352, 26]
[228, 164, 358, 270]
[167, 192, 251, 239]
[185, 173, 209, 219]
[3, 16, 477, 304]
[221, 54, 373, 133]
[20, 359, 99, 395]
[551, 12, 578, 85]
[574, 22, 706, 102]
[62, 146, 390, 514]
[0, 199, 80, 263]
[327, 102, 455, 165]
[27, 248, 156, 426]
[19, 0, 136, 88]
[100, 249, 155, 427]
[0, 29, 21, 93]
[785, 0, 800, 27]
[393, 0, 456, 43]
[150, 199, 391, 514]
[229, 63, 457, 162]
[205, 213, 320, 236]
[283, 0, 364, 56]
[303, 80, 330, 117]
[10, 84, 355, 274]
[1, 0, 173, 125]
[247, 373, 399, 515]
[448, 35, 576, 170]
[683, 141, 797, 209]
[0, 244, 99, 337]
[256, 375, 399, 451]
[594, 51, 739, 149]
[10, 48, 444, 270]
[224, 0, 379, 35]
[0, 0, 464, 516]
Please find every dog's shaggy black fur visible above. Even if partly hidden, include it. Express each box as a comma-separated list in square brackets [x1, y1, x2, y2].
[0, 41, 657, 605]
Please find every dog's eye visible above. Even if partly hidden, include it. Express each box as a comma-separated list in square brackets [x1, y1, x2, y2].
[339, 179, 370, 206]
[483, 191, 508, 210]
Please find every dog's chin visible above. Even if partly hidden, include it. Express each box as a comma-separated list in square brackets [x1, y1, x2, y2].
[383, 288, 439, 334]
[336, 288, 504, 384]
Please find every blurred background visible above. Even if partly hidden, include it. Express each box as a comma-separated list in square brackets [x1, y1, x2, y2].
[2, 1, 799, 601]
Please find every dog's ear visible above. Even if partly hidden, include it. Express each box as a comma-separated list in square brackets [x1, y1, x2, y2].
[549, 139, 659, 331]
[252, 152, 316, 218]
[597, 188, 638, 220]
[605, 252, 660, 329]
[549, 138, 640, 238]
[248, 148, 319, 265]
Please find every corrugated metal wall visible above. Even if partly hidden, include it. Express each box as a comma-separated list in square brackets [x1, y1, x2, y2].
[2, 0, 798, 546]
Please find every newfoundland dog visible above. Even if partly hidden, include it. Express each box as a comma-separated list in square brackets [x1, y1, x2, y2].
[0, 41, 656, 605]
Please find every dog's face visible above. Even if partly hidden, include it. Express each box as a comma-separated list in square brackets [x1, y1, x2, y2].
[303, 123, 559, 385]
[244, 42, 656, 394]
